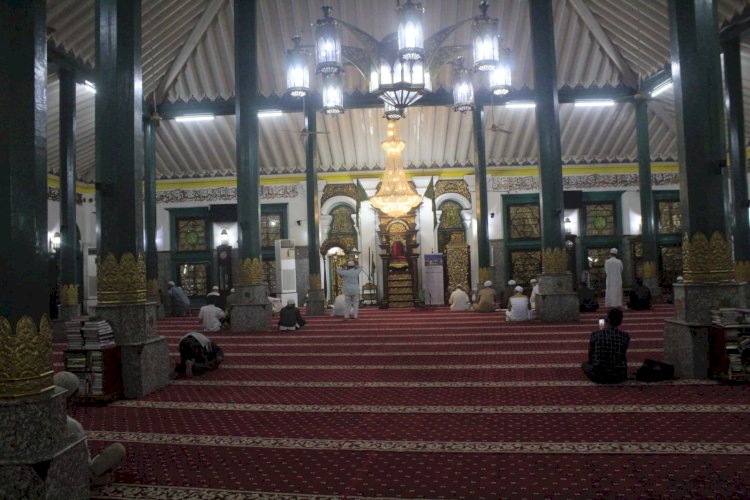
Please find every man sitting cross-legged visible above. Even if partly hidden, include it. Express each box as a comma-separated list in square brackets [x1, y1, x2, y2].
[581, 308, 630, 384]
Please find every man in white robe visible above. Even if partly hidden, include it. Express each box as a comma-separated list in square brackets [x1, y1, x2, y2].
[448, 285, 471, 311]
[604, 248, 623, 309]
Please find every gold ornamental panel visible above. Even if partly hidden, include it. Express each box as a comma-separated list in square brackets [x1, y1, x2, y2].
[542, 247, 568, 274]
[60, 284, 79, 306]
[641, 261, 657, 280]
[438, 201, 464, 230]
[446, 238, 470, 292]
[321, 183, 357, 207]
[682, 232, 734, 283]
[478, 267, 493, 285]
[508, 204, 541, 240]
[0, 315, 54, 399]
[240, 258, 264, 286]
[147, 278, 160, 297]
[510, 249, 542, 284]
[737, 261, 750, 284]
[435, 180, 471, 202]
[98, 252, 147, 304]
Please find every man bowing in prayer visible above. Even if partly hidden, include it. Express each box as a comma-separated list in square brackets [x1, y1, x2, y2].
[604, 248, 623, 309]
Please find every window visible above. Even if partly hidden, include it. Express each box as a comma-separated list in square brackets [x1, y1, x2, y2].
[261, 213, 283, 248]
[657, 200, 682, 234]
[508, 204, 541, 240]
[585, 247, 611, 290]
[177, 218, 208, 251]
[585, 203, 616, 237]
[178, 262, 209, 297]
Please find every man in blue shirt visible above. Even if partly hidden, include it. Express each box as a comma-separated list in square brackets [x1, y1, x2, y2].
[581, 308, 630, 384]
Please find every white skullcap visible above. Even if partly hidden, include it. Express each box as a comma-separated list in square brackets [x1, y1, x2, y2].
[484, 280, 493, 288]
[167, 280, 175, 286]
[230, 288, 235, 293]
[508, 279, 516, 286]
[54, 371, 79, 398]
[212, 285, 219, 291]
[530, 278, 538, 284]
[514, 285, 524, 293]
[610, 248, 618, 255]
[347, 261, 355, 267]
[287, 298, 295, 305]
[676, 276, 684, 282]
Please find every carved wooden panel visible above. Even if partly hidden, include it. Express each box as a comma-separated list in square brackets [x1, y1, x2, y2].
[178, 262, 208, 297]
[508, 204, 541, 240]
[177, 218, 208, 252]
[510, 249, 542, 284]
[585, 247, 611, 289]
[657, 200, 682, 234]
[585, 203, 616, 236]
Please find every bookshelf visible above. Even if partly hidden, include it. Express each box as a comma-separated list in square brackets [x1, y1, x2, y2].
[709, 308, 750, 383]
[63, 318, 123, 403]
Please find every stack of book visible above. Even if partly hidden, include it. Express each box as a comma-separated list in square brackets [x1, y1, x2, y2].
[712, 307, 750, 381]
[81, 319, 115, 349]
[90, 350, 104, 395]
[65, 318, 86, 349]
[65, 352, 87, 371]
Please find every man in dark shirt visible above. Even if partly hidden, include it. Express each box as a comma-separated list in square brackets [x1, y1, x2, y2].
[581, 309, 630, 384]
[578, 280, 599, 312]
[628, 278, 652, 310]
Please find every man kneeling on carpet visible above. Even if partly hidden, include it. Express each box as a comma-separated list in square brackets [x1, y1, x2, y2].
[176, 331, 224, 377]
[54, 371, 126, 486]
[279, 298, 306, 330]
[581, 308, 630, 384]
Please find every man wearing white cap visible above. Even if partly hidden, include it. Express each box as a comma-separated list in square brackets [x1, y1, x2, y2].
[604, 248, 623, 309]
[501, 279, 517, 308]
[473, 280, 498, 313]
[207, 285, 225, 309]
[506, 285, 531, 321]
[337, 260, 361, 320]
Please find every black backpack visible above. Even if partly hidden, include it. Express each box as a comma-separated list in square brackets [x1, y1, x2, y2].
[636, 359, 674, 382]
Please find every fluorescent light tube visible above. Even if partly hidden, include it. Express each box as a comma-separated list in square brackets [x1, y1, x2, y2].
[650, 80, 673, 97]
[258, 110, 283, 118]
[175, 114, 215, 122]
[574, 99, 615, 107]
[81, 80, 96, 94]
[505, 101, 536, 109]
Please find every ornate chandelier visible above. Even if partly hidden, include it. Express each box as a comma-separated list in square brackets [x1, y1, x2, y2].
[369, 122, 422, 217]
[285, 1, 511, 116]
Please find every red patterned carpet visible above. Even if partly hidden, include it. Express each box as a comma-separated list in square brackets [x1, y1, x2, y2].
[53, 304, 750, 499]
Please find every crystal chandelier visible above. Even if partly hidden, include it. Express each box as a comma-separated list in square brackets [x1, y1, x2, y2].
[369, 122, 422, 217]
[285, 2, 511, 115]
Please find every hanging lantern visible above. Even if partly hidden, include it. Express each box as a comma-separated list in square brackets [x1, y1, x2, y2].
[369, 122, 421, 217]
[373, 58, 431, 109]
[315, 6, 342, 74]
[489, 51, 511, 96]
[472, 1, 500, 72]
[452, 57, 474, 113]
[286, 35, 310, 98]
[322, 74, 344, 115]
[397, 0, 425, 62]
[384, 102, 405, 121]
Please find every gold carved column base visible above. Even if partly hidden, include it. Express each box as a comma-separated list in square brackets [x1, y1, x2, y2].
[309, 273, 321, 290]
[478, 267, 492, 285]
[239, 258, 264, 286]
[542, 247, 568, 274]
[641, 261, 657, 280]
[97, 252, 147, 304]
[682, 232, 734, 283]
[60, 284, 79, 306]
[736, 261, 750, 283]
[0, 315, 54, 399]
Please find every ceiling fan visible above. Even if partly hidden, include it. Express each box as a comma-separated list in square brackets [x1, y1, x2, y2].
[281, 98, 330, 140]
[488, 96, 512, 134]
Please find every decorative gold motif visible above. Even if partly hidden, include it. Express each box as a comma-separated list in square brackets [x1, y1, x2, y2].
[320, 236, 356, 257]
[239, 258, 264, 285]
[448, 232, 466, 245]
[309, 274, 321, 290]
[435, 179, 471, 202]
[330, 205, 356, 235]
[478, 267, 493, 285]
[641, 261, 657, 280]
[147, 279, 160, 297]
[735, 261, 750, 283]
[682, 232, 734, 283]
[542, 247, 568, 274]
[98, 252, 147, 304]
[509, 204, 541, 240]
[0, 315, 54, 399]
[60, 284, 79, 306]
[321, 183, 357, 207]
[446, 237, 470, 292]
[438, 201, 464, 229]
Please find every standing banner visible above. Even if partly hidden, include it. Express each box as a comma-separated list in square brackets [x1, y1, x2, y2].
[423, 254, 445, 305]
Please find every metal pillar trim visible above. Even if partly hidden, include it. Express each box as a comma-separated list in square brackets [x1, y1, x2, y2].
[59, 67, 79, 290]
[305, 100, 321, 277]
[234, 0, 261, 260]
[722, 36, 750, 263]
[0, 0, 49, 324]
[473, 105, 490, 269]
[668, 0, 727, 238]
[95, 0, 145, 258]
[634, 97, 658, 267]
[144, 117, 159, 282]
[529, 0, 565, 250]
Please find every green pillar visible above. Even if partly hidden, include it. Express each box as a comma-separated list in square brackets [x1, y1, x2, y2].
[0, 0, 48, 325]
[668, 0, 728, 245]
[235, 0, 261, 268]
[634, 97, 659, 281]
[305, 101, 321, 280]
[95, 0, 145, 261]
[473, 104, 491, 281]
[144, 116, 159, 296]
[529, 0, 565, 257]
[58, 67, 80, 305]
[722, 35, 750, 281]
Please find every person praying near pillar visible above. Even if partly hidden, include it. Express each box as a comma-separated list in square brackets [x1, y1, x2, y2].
[578, 280, 600, 313]
[448, 284, 471, 311]
[628, 277, 652, 311]
[198, 295, 225, 332]
[337, 261, 362, 320]
[279, 299, 306, 330]
[473, 281, 498, 313]
[506, 285, 531, 321]
[175, 331, 224, 377]
[604, 248, 624, 309]
[167, 280, 191, 317]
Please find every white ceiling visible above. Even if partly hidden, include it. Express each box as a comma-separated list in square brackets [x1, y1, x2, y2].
[44, 0, 750, 182]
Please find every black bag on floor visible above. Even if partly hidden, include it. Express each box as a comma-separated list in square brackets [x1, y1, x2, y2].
[636, 359, 674, 382]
